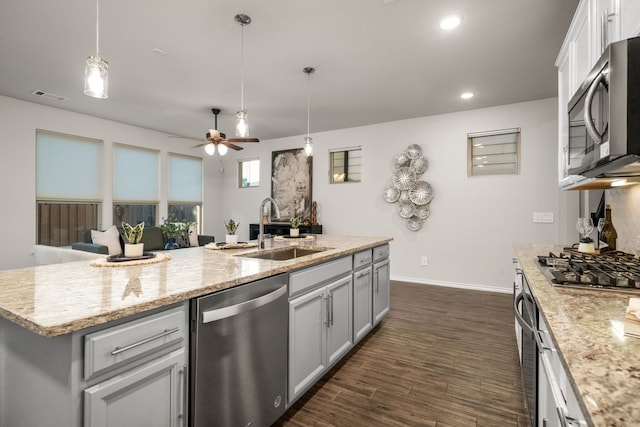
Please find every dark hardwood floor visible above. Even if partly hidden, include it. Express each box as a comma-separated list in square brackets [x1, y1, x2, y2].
[275, 280, 529, 427]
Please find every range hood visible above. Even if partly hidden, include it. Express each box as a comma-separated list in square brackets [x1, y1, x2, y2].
[560, 154, 640, 190]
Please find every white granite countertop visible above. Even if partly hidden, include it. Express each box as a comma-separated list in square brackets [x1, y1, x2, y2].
[514, 243, 640, 427]
[0, 235, 391, 337]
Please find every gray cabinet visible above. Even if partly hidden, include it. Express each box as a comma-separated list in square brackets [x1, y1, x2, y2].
[353, 249, 373, 343]
[84, 349, 186, 427]
[288, 256, 353, 404]
[373, 245, 390, 325]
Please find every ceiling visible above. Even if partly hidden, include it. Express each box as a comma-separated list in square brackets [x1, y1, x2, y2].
[0, 0, 578, 142]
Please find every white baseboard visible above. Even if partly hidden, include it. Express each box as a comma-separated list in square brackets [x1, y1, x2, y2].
[390, 274, 512, 294]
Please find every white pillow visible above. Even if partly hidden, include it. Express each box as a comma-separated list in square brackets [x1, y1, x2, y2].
[189, 224, 199, 247]
[91, 225, 122, 255]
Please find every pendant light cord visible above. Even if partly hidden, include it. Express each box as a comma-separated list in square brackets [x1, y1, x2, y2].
[95, 0, 100, 56]
[306, 72, 311, 137]
[239, 23, 244, 111]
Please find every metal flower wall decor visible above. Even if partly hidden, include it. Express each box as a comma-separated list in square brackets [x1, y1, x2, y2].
[383, 144, 434, 231]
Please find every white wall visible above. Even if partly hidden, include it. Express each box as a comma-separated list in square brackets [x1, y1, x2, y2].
[1, 95, 574, 292]
[0, 95, 224, 270]
[221, 98, 572, 292]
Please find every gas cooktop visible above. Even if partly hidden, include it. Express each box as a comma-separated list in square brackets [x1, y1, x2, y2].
[538, 247, 640, 291]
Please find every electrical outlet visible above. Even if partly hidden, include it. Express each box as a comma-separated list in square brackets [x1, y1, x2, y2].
[421, 256, 428, 266]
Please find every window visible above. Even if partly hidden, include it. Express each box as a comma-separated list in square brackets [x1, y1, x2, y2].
[113, 144, 159, 226]
[467, 128, 521, 176]
[168, 153, 202, 230]
[330, 147, 362, 183]
[36, 130, 102, 246]
[238, 158, 260, 188]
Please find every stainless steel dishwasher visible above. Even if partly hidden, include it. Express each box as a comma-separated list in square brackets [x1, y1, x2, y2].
[189, 273, 289, 427]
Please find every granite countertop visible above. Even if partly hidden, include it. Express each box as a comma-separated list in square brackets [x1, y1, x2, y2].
[0, 235, 391, 338]
[514, 243, 640, 427]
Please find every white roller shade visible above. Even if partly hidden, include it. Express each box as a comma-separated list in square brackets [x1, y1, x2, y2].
[168, 154, 202, 203]
[113, 144, 159, 202]
[36, 130, 102, 200]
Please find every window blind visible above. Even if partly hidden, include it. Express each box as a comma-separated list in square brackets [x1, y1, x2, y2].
[113, 144, 159, 202]
[168, 153, 202, 202]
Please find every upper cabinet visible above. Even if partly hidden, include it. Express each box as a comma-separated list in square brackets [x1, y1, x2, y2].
[555, 0, 640, 186]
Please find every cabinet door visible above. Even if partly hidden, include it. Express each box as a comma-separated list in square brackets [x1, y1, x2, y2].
[326, 275, 353, 366]
[84, 348, 186, 427]
[373, 259, 390, 325]
[288, 286, 327, 402]
[353, 266, 373, 343]
[621, 0, 640, 38]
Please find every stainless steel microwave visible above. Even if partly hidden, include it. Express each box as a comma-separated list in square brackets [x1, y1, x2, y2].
[566, 36, 640, 185]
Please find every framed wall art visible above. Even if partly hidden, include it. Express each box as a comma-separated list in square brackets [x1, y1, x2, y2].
[271, 148, 312, 221]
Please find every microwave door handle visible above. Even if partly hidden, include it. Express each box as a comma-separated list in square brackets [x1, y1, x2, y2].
[583, 71, 607, 144]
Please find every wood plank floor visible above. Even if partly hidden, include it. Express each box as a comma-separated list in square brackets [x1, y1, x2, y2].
[274, 281, 530, 427]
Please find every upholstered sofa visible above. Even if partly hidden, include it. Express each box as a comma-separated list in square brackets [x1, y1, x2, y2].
[71, 226, 214, 255]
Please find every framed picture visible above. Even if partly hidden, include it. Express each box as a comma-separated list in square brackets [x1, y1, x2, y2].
[271, 148, 312, 221]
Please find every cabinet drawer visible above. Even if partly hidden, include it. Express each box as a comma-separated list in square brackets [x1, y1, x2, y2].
[353, 249, 372, 271]
[289, 256, 351, 298]
[373, 244, 389, 262]
[84, 306, 186, 380]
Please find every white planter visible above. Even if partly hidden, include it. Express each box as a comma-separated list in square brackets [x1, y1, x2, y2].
[578, 242, 595, 253]
[124, 243, 144, 258]
[226, 234, 238, 244]
[290, 228, 300, 237]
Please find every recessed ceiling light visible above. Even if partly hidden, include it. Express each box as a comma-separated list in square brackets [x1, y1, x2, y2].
[440, 14, 462, 30]
[460, 91, 474, 100]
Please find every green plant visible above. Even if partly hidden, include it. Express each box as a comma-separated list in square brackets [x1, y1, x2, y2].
[160, 214, 181, 239]
[289, 217, 301, 229]
[225, 219, 239, 235]
[580, 236, 593, 243]
[122, 222, 144, 244]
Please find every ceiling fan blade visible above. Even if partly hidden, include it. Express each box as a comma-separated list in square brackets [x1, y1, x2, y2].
[169, 135, 203, 142]
[227, 137, 259, 143]
[191, 141, 212, 148]
[224, 142, 244, 151]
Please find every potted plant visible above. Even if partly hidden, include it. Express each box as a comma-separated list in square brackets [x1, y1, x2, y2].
[160, 214, 181, 250]
[225, 219, 239, 244]
[289, 217, 301, 237]
[122, 222, 145, 258]
[578, 236, 595, 253]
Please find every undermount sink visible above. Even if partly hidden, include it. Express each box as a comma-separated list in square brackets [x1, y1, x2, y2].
[238, 247, 329, 261]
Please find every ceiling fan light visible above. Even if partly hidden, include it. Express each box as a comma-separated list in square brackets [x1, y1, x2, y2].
[217, 143, 228, 156]
[235, 110, 249, 137]
[84, 55, 109, 99]
[304, 137, 313, 156]
[204, 143, 215, 156]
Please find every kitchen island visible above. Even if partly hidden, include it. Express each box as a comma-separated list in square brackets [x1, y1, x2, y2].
[514, 243, 640, 427]
[0, 235, 391, 427]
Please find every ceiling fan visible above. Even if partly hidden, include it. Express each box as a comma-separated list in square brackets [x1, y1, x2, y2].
[170, 108, 259, 155]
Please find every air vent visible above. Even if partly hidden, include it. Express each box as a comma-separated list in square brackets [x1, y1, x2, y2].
[31, 90, 68, 102]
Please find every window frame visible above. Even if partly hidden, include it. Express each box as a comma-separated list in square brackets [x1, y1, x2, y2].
[467, 128, 521, 177]
[238, 158, 260, 188]
[329, 146, 362, 184]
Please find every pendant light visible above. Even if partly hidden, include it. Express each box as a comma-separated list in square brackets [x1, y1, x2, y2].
[303, 67, 315, 156]
[235, 14, 251, 137]
[84, 0, 109, 99]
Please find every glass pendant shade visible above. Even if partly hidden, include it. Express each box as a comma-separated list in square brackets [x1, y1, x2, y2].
[204, 143, 215, 156]
[84, 55, 109, 99]
[217, 144, 228, 156]
[235, 110, 249, 137]
[304, 136, 313, 156]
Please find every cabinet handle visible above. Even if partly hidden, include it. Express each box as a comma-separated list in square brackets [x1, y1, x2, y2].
[356, 270, 371, 279]
[111, 327, 180, 355]
[375, 270, 379, 293]
[359, 257, 371, 265]
[330, 293, 334, 326]
[324, 295, 330, 327]
[178, 364, 187, 427]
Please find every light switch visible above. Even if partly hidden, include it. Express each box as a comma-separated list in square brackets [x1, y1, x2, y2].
[533, 212, 554, 223]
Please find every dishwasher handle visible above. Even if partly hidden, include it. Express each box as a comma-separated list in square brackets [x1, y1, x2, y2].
[202, 284, 288, 324]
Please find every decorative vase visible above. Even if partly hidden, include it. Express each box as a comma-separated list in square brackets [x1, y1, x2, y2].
[124, 243, 144, 258]
[164, 237, 179, 250]
[290, 228, 299, 237]
[578, 242, 595, 253]
[226, 234, 238, 244]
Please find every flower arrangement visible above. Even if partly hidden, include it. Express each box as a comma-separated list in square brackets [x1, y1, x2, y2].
[225, 219, 239, 235]
[122, 222, 144, 244]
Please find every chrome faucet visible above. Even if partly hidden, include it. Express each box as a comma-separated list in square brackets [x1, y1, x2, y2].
[258, 197, 280, 249]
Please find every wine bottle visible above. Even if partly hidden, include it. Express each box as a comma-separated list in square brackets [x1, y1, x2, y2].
[601, 204, 618, 250]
